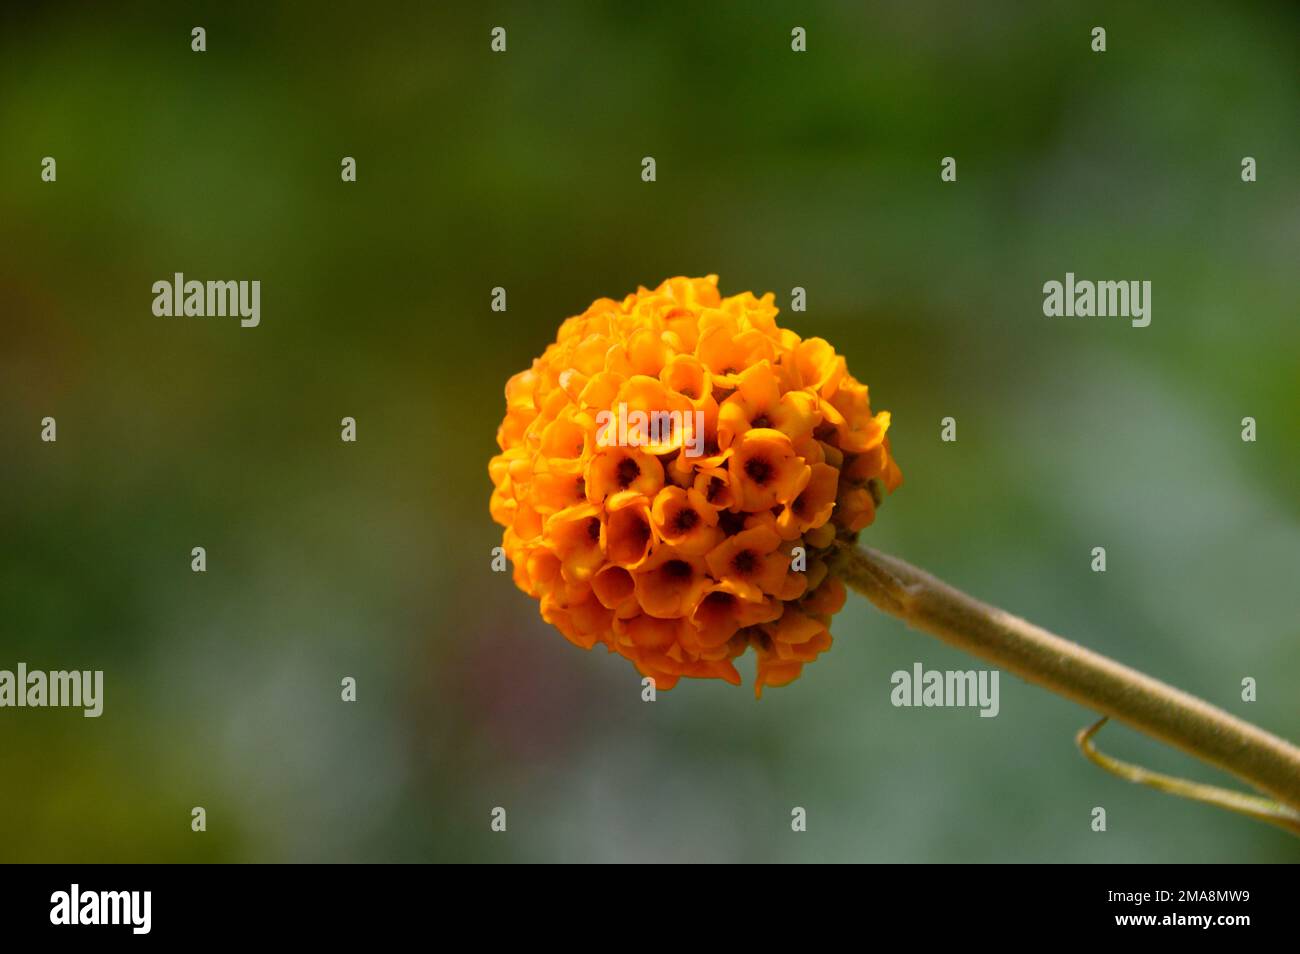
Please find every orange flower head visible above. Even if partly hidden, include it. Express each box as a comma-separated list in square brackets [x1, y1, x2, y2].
[489, 276, 902, 696]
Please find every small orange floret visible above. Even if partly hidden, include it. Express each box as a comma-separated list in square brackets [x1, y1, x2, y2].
[489, 276, 901, 695]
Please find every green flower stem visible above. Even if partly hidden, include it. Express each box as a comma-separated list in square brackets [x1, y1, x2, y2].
[832, 543, 1300, 830]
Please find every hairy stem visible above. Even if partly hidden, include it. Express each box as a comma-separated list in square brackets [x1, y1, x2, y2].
[832, 543, 1300, 821]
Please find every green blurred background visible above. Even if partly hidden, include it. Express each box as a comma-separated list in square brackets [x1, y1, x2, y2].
[1, 1, 1297, 862]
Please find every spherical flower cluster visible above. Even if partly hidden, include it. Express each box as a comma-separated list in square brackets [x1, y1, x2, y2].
[489, 276, 901, 695]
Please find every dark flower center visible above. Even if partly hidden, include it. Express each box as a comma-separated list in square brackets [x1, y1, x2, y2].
[586, 518, 601, 542]
[702, 591, 735, 611]
[673, 508, 700, 533]
[750, 414, 772, 430]
[718, 509, 746, 536]
[705, 476, 725, 503]
[744, 456, 774, 486]
[663, 559, 693, 581]
[616, 457, 641, 488]
[732, 550, 758, 575]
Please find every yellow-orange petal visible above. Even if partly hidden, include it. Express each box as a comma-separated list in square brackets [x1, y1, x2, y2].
[764, 605, 827, 646]
[586, 444, 664, 505]
[792, 337, 846, 397]
[836, 486, 876, 533]
[591, 564, 638, 613]
[659, 353, 712, 404]
[705, 525, 783, 602]
[753, 650, 803, 698]
[802, 576, 847, 616]
[615, 612, 682, 653]
[776, 461, 839, 539]
[727, 428, 811, 512]
[650, 485, 722, 555]
[604, 491, 654, 568]
[541, 502, 605, 583]
[541, 590, 613, 650]
[632, 546, 711, 619]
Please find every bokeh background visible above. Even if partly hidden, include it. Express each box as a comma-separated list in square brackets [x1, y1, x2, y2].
[1, 1, 1297, 862]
